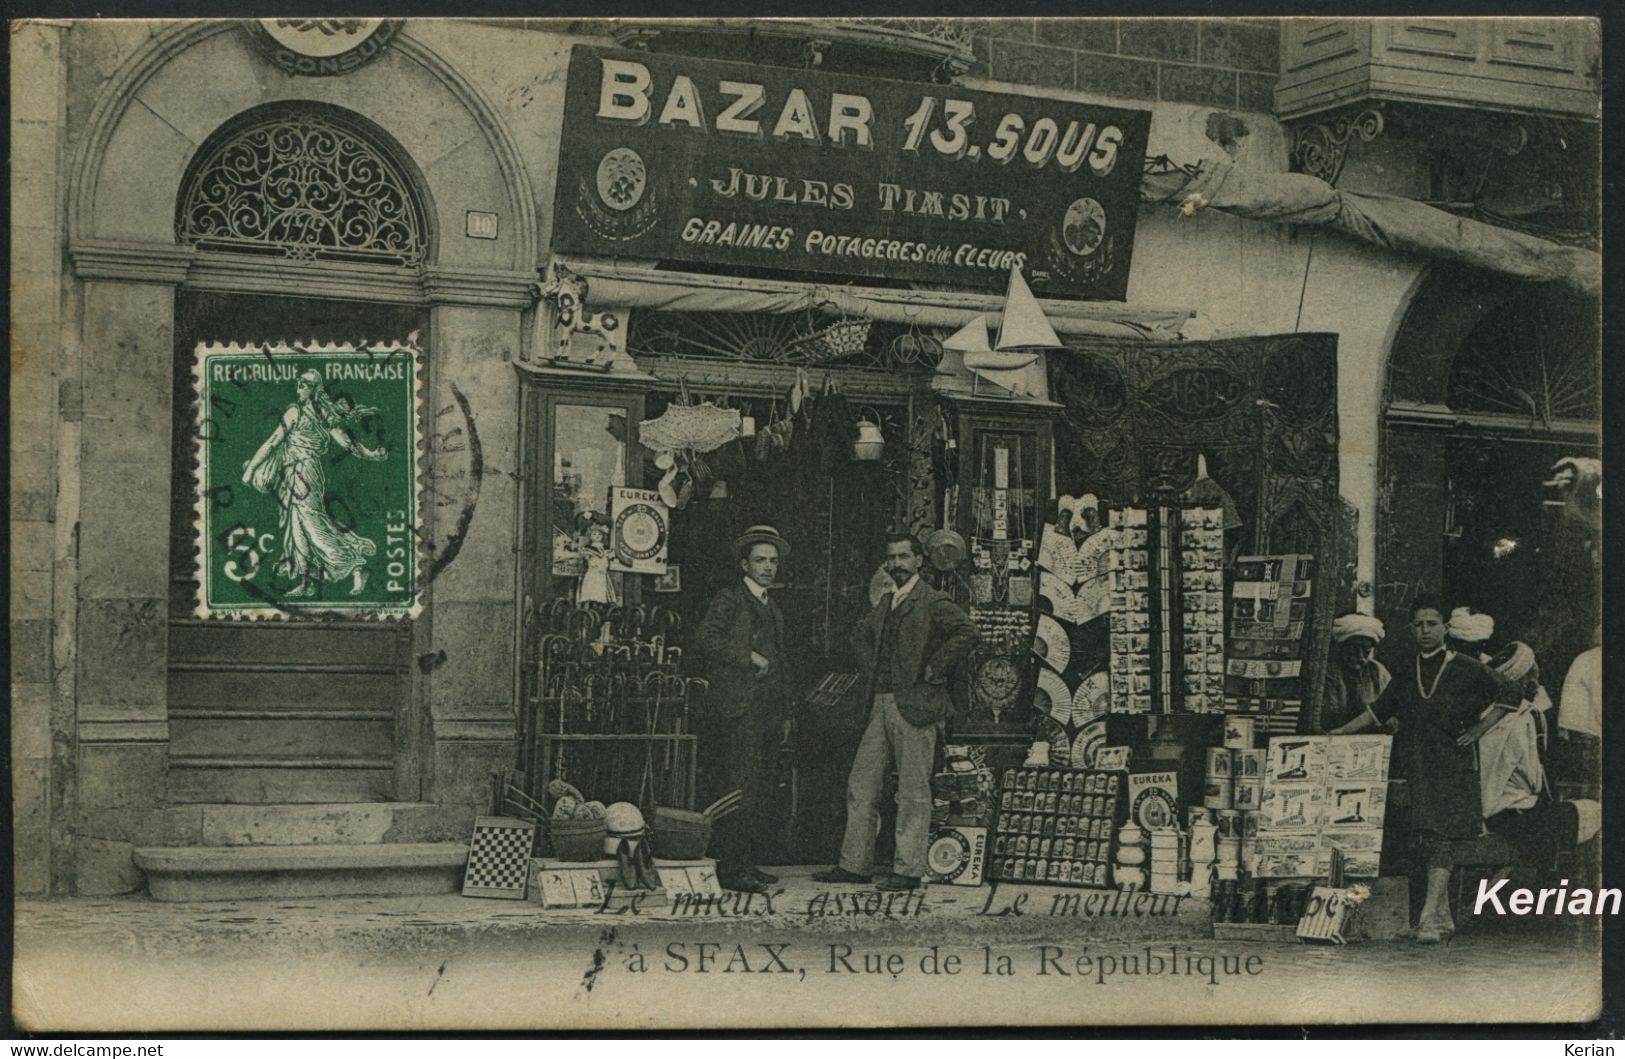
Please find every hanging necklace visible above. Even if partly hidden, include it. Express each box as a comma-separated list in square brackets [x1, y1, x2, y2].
[1416, 650, 1454, 700]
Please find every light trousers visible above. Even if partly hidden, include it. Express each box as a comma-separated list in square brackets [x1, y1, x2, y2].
[837, 692, 938, 879]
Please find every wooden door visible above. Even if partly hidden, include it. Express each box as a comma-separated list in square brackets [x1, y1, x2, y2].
[167, 292, 425, 803]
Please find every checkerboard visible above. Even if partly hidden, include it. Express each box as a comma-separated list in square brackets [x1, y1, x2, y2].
[463, 816, 537, 899]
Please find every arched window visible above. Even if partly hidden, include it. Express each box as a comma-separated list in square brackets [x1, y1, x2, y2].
[176, 104, 427, 265]
[1445, 287, 1600, 426]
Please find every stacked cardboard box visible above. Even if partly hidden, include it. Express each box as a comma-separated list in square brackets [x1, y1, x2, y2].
[1254, 734, 1391, 879]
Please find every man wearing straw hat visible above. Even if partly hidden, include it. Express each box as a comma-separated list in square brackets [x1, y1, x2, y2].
[693, 525, 791, 894]
[815, 531, 979, 891]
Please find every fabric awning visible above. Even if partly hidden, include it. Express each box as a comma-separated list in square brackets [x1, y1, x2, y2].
[563, 258, 1194, 340]
[1141, 159, 1599, 299]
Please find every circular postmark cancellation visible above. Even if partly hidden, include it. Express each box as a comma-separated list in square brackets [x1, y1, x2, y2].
[191, 339, 478, 621]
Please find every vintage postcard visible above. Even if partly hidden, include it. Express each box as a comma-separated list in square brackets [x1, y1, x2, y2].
[9, 15, 1604, 1032]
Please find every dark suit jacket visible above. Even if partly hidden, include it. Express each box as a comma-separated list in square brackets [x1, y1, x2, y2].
[693, 579, 786, 721]
[852, 579, 979, 728]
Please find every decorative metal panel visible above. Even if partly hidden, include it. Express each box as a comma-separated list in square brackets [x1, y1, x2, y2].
[177, 108, 426, 265]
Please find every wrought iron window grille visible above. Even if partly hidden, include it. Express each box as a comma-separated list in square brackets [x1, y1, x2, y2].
[176, 106, 427, 266]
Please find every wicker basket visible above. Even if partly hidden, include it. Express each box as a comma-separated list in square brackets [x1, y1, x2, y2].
[651, 807, 713, 860]
[798, 319, 873, 365]
[549, 817, 608, 862]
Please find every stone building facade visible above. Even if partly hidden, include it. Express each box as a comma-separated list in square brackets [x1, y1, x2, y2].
[11, 17, 1598, 895]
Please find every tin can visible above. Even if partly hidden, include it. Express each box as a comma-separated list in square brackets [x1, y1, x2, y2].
[1241, 810, 1260, 839]
[1002, 768, 1018, 790]
[1215, 808, 1241, 837]
[1102, 795, 1118, 817]
[1150, 870, 1180, 894]
[1234, 749, 1266, 780]
[1223, 715, 1256, 750]
[1043, 816, 1057, 837]
[1034, 857, 1049, 879]
[1233, 779, 1263, 811]
[1206, 747, 1234, 778]
[1215, 836, 1241, 864]
[1203, 777, 1233, 810]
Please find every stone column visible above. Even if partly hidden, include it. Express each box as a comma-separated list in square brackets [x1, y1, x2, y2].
[419, 269, 532, 833]
[68, 242, 194, 894]
[11, 20, 69, 895]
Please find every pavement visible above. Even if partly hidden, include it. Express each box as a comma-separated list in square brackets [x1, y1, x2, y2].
[11, 867, 1604, 1032]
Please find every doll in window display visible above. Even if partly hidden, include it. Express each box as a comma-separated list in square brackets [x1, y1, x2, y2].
[575, 510, 620, 606]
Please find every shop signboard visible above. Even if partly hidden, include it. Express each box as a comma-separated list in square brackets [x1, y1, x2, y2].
[551, 45, 1151, 300]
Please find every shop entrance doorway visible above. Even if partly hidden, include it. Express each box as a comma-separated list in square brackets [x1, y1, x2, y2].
[1441, 433, 1599, 672]
[168, 291, 426, 803]
[648, 390, 910, 865]
[1378, 265, 1600, 684]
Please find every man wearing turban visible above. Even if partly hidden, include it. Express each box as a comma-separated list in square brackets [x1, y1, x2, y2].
[1445, 607, 1496, 663]
[1323, 613, 1391, 732]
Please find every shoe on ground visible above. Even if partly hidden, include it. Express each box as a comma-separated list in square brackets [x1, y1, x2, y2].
[748, 867, 780, 885]
[717, 873, 767, 894]
[876, 873, 921, 891]
[811, 866, 871, 884]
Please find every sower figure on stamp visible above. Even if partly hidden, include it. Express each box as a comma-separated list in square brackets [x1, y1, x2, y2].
[241, 369, 387, 598]
[815, 533, 979, 891]
[692, 525, 792, 894]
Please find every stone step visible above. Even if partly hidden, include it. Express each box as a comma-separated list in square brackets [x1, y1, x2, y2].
[134, 842, 469, 901]
[187, 802, 452, 847]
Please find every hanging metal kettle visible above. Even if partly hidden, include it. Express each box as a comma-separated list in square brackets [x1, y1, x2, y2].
[852, 409, 885, 461]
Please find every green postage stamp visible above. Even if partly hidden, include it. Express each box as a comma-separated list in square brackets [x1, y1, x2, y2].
[193, 341, 423, 620]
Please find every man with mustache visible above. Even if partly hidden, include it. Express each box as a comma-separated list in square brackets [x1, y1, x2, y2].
[814, 533, 979, 890]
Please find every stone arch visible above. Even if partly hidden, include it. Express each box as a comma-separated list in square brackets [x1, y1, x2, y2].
[1384, 263, 1503, 408]
[69, 20, 536, 271]
[1374, 262, 1601, 677]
